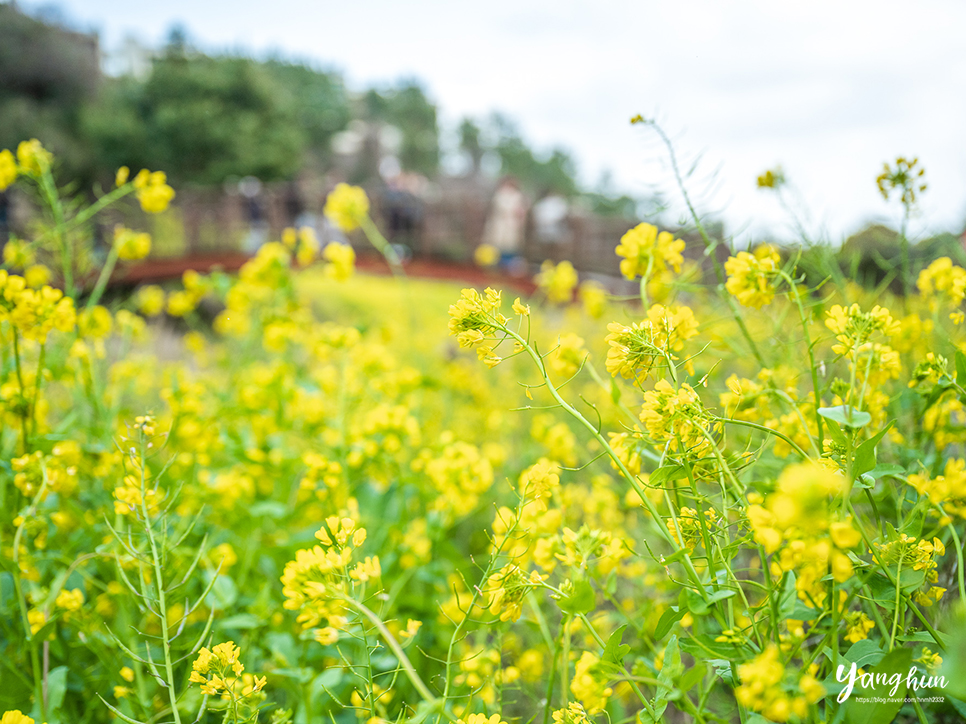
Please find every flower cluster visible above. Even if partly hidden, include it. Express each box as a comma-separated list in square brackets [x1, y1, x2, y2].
[735, 645, 824, 722]
[189, 641, 266, 701]
[132, 169, 175, 214]
[725, 245, 781, 309]
[917, 257, 966, 311]
[280, 513, 377, 633]
[113, 225, 152, 261]
[907, 458, 966, 521]
[747, 463, 861, 608]
[825, 303, 898, 357]
[485, 564, 543, 622]
[638, 380, 718, 455]
[876, 156, 927, 207]
[0, 272, 76, 342]
[614, 222, 685, 281]
[605, 304, 699, 379]
[535, 260, 579, 303]
[324, 183, 370, 232]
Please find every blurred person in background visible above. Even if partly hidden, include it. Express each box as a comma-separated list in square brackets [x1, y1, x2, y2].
[384, 171, 425, 258]
[240, 176, 269, 254]
[482, 176, 528, 274]
[532, 190, 570, 245]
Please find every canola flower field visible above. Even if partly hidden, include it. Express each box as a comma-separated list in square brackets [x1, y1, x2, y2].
[1, 137, 965, 724]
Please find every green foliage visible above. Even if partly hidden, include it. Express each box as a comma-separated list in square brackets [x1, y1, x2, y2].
[261, 59, 351, 164]
[488, 115, 579, 196]
[85, 53, 305, 185]
[0, 5, 101, 179]
[362, 81, 441, 177]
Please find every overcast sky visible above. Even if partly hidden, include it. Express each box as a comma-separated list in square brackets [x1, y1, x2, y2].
[47, 0, 966, 242]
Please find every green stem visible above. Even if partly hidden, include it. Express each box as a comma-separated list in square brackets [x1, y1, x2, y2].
[86, 245, 121, 311]
[138, 439, 182, 724]
[12, 468, 50, 721]
[360, 216, 405, 279]
[496, 321, 710, 600]
[642, 120, 766, 368]
[780, 270, 824, 448]
[889, 558, 903, 650]
[29, 342, 46, 442]
[560, 614, 571, 708]
[12, 328, 29, 452]
[344, 598, 456, 721]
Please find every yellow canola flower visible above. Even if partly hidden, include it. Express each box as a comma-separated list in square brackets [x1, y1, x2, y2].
[552, 702, 591, 724]
[115, 166, 129, 186]
[296, 227, 320, 266]
[474, 243, 499, 267]
[535, 260, 578, 304]
[757, 168, 785, 189]
[918, 257, 966, 310]
[114, 226, 152, 261]
[725, 245, 781, 309]
[458, 715, 507, 724]
[615, 222, 684, 280]
[605, 304, 698, 379]
[55, 588, 84, 612]
[136, 285, 166, 317]
[877, 156, 927, 207]
[448, 287, 504, 347]
[324, 183, 370, 232]
[0, 149, 17, 190]
[570, 651, 612, 713]
[5, 282, 76, 342]
[3, 238, 35, 268]
[735, 645, 823, 722]
[485, 564, 542, 622]
[825, 303, 898, 357]
[16, 139, 52, 176]
[323, 242, 355, 280]
[24, 265, 50, 289]
[579, 280, 607, 318]
[133, 169, 175, 214]
[639, 379, 718, 455]
[1, 711, 39, 724]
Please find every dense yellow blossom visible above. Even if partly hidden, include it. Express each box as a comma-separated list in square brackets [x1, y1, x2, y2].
[1, 712, 37, 724]
[917, 257, 966, 310]
[614, 222, 685, 280]
[570, 651, 612, 713]
[324, 183, 370, 231]
[474, 243, 499, 267]
[725, 245, 781, 308]
[0, 149, 17, 190]
[605, 304, 698, 379]
[735, 646, 823, 722]
[133, 169, 175, 213]
[113, 225, 152, 261]
[639, 379, 718, 455]
[323, 242, 356, 280]
[16, 139, 52, 176]
[535, 260, 578, 303]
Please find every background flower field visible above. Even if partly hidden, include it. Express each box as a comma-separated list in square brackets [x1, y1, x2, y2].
[1, 139, 965, 724]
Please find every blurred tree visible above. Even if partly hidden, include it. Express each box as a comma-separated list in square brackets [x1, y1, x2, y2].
[0, 4, 101, 178]
[832, 223, 965, 291]
[496, 141, 578, 197]
[262, 59, 351, 166]
[85, 51, 305, 185]
[362, 81, 440, 178]
[458, 117, 484, 175]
